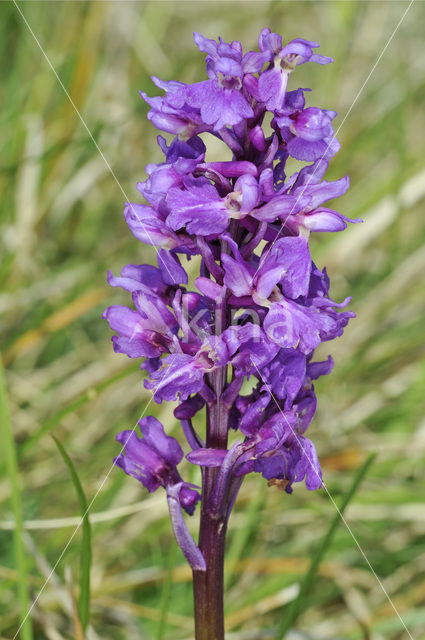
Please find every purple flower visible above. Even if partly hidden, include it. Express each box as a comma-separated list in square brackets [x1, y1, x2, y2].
[188, 407, 323, 494]
[150, 33, 255, 132]
[115, 417, 199, 510]
[140, 87, 211, 138]
[256, 173, 360, 234]
[181, 32, 255, 130]
[124, 202, 182, 249]
[276, 107, 340, 162]
[102, 305, 171, 359]
[137, 147, 204, 209]
[145, 323, 269, 402]
[145, 353, 206, 402]
[166, 172, 260, 237]
[254, 433, 322, 492]
[167, 176, 230, 236]
[259, 349, 306, 405]
[107, 263, 168, 297]
[115, 417, 205, 570]
[222, 235, 311, 305]
[256, 29, 332, 111]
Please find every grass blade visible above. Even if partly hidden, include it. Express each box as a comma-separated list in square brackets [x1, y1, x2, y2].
[0, 355, 33, 640]
[156, 541, 178, 640]
[224, 482, 265, 591]
[51, 435, 92, 632]
[21, 363, 139, 454]
[277, 452, 376, 639]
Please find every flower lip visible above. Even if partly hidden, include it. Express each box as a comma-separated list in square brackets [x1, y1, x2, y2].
[224, 191, 242, 213]
[217, 72, 242, 91]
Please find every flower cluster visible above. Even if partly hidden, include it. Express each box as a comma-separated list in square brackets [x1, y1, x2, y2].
[104, 29, 358, 569]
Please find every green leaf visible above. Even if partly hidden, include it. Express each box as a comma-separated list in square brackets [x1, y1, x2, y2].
[52, 435, 92, 631]
[277, 453, 376, 639]
[0, 354, 33, 640]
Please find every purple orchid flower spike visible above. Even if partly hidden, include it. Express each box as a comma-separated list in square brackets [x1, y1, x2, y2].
[105, 28, 357, 640]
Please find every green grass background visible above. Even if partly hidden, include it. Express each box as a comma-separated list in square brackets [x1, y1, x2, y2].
[1, 1, 425, 639]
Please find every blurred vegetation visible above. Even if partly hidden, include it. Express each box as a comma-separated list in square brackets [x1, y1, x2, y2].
[1, 1, 425, 639]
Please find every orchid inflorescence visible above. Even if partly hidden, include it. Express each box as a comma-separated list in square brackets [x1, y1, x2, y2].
[104, 29, 358, 575]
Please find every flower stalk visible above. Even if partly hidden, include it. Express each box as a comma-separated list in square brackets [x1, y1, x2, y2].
[193, 480, 227, 640]
[104, 28, 359, 639]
